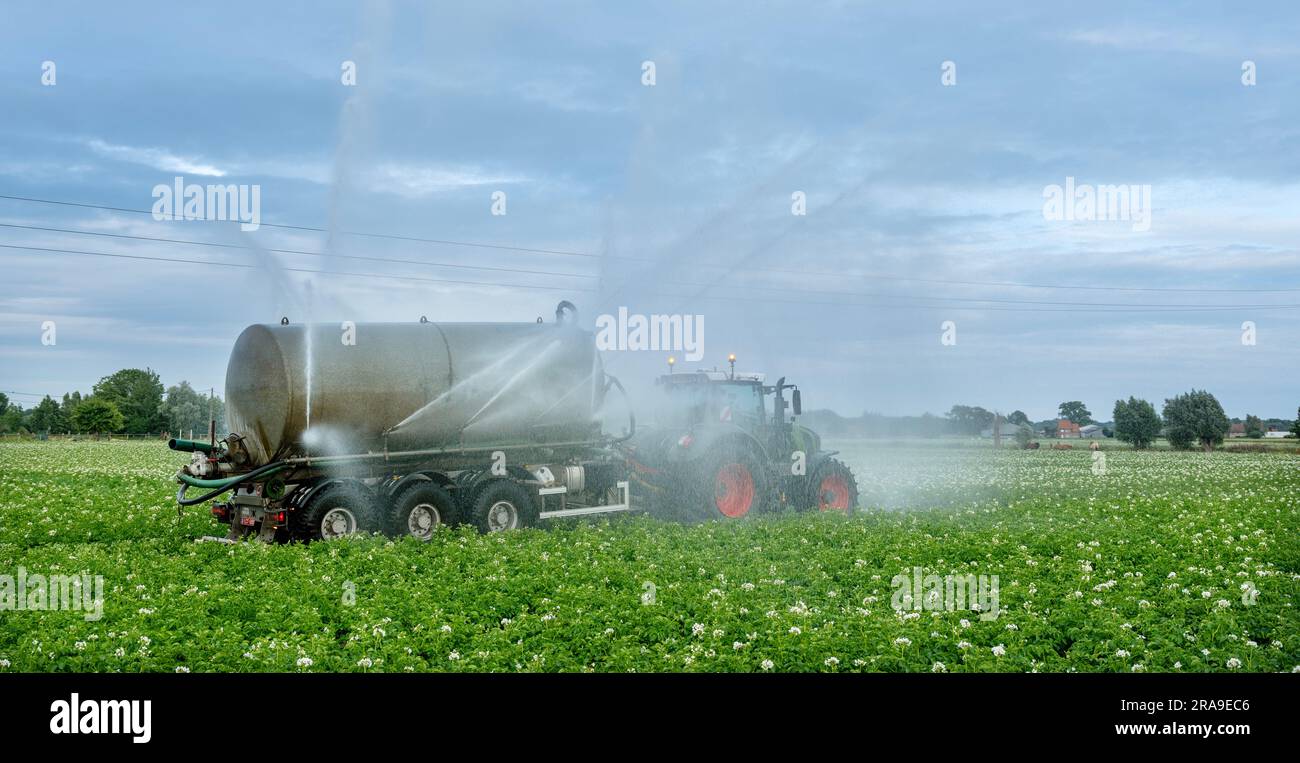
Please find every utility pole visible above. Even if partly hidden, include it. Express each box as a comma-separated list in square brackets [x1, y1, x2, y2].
[207, 387, 216, 449]
[993, 412, 1002, 448]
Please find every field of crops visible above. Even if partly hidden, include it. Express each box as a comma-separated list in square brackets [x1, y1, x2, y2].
[0, 439, 1297, 673]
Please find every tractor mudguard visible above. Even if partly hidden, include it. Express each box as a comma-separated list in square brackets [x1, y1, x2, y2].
[665, 425, 769, 469]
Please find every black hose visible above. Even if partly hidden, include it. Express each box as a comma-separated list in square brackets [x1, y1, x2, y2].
[175, 461, 288, 507]
[604, 374, 636, 443]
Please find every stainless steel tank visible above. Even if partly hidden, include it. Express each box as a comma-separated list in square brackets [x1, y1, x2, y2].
[224, 320, 604, 466]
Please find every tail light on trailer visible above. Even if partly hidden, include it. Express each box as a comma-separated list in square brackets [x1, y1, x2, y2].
[677, 434, 694, 449]
[211, 504, 229, 520]
[269, 511, 286, 524]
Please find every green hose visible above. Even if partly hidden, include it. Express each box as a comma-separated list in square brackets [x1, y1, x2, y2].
[177, 464, 286, 490]
[168, 437, 223, 454]
[174, 461, 289, 507]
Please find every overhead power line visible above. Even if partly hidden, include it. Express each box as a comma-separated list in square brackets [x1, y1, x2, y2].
[5, 223, 1295, 308]
[0, 193, 601, 259]
[0, 243, 583, 293]
[2, 192, 1296, 294]
[0, 222, 595, 280]
[1, 390, 49, 398]
[2, 242, 1297, 313]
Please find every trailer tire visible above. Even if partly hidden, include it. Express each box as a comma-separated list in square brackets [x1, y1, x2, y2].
[387, 482, 457, 540]
[805, 458, 858, 514]
[293, 483, 380, 542]
[468, 479, 538, 533]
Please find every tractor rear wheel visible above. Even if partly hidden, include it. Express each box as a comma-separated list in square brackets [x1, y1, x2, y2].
[468, 479, 539, 533]
[293, 483, 381, 541]
[387, 482, 457, 540]
[692, 445, 769, 521]
[807, 458, 858, 513]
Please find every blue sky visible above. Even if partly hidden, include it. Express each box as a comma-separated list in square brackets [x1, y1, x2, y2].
[0, 1, 1297, 420]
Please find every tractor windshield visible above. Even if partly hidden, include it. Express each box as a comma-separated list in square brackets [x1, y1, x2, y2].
[652, 379, 767, 428]
[714, 382, 765, 427]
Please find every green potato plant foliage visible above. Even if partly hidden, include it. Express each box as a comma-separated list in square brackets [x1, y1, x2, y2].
[0, 440, 1296, 673]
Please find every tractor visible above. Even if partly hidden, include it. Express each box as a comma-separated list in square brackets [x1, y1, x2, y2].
[616, 359, 858, 522]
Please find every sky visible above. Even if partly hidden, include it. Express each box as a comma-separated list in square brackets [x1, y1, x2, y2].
[0, 1, 1297, 422]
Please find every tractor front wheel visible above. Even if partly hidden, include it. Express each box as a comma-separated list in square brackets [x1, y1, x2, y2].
[806, 458, 858, 513]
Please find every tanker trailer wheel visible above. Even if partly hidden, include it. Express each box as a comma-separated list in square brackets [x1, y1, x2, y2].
[806, 458, 859, 514]
[468, 479, 539, 533]
[691, 445, 769, 521]
[294, 483, 381, 541]
[387, 482, 457, 541]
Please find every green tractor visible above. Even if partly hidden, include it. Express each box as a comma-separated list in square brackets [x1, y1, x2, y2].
[617, 361, 858, 521]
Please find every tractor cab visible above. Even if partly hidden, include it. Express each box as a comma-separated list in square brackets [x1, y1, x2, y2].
[653, 370, 767, 427]
[654, 356, 801, 425]
[651, 357, 807, 460]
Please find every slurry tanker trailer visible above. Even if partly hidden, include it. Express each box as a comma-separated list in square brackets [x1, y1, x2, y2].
[172, 302, 858, 542]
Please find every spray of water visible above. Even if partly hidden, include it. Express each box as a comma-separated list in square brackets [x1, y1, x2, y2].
[387, 338, 541, 434]
[460, 339, 562, 431]
[304, 319, 314, 432]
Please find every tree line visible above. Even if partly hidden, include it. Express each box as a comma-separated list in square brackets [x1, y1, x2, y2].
[802, 393, 1300, 449]
[1112, 391, 1300, 451]
[0, 369, 225, 437]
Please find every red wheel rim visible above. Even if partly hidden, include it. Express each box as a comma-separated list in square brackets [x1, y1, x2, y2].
[818, 474, 851, 511]
[714, 464, 755, 518]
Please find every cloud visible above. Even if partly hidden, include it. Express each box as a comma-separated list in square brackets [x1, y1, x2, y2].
[365, 163, 531, 198]
[1065, 25, 1300, 58]
[514, 72, 630, 114]
[84, 139, 227, 177]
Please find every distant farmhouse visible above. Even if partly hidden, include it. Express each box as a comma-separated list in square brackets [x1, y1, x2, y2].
[1228, 423, 1246, 438]
[1263, 427, 1293, 439]
[1057, 419, 1081, 438]
[1079, 424, 1105, 439]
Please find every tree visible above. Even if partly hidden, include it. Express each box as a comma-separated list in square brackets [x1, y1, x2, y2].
[0, 403, 24, 433]
[1113, 397, 1161, 449]
[0, 391, 8, 417]
[93, 368, 167, 434]
[1162, 390, 1230, 452]
[161, 382, 225, 436]
[60, 392, 83, 430]
[1243, 414, 1264, 439]
[946, 405, 995, 435]
[1058, 401, 1093, 425]
[1006, 410, 1030, 426]
[72, 398, 125, 437]
[1291, 407, 1300, 440]
[27, 396, 67, 434]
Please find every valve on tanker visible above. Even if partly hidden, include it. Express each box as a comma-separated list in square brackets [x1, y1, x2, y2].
[186, 451, 213, 478]
[224, 433, 251, 467]
[555, 300, 578, 325]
